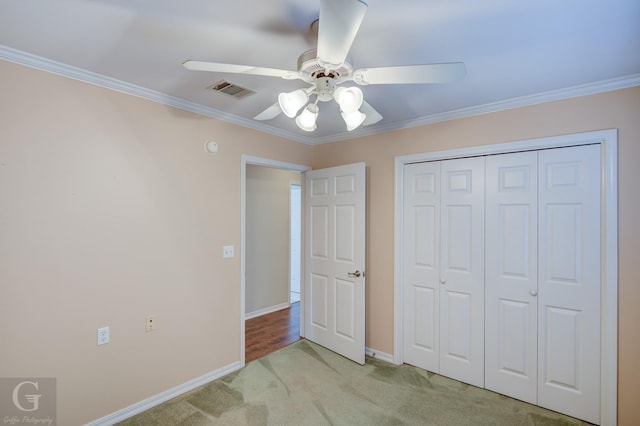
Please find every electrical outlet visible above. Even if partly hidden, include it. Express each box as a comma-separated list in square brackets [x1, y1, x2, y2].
[145, 315, 156, 332]
[223, 245, 234, 258]
[97, 326, 110, 345]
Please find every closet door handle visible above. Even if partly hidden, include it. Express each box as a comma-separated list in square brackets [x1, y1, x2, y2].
[439, 280, 446, 285]
[529, 289, 538, 297]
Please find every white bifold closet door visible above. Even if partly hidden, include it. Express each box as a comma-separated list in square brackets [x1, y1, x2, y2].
[485, 145, 601, 424]
[485, 151, 539, 403]
[403, 157, 485, 388]
[537, 145, 601, 422]
[404, 145, 601, 423]
[403, 160, 440, 372]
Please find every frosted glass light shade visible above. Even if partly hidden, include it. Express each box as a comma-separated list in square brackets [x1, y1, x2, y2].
[341, 109, 366, 131]
[295, 104, 318, 132]
[334, 86, 363, 114]
[278, 89, 308, 118]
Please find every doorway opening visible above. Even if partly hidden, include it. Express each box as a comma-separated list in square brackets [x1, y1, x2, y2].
[241, 156, 310, 365]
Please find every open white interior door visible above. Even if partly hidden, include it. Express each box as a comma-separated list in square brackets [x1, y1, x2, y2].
[304, 163, 366, 364]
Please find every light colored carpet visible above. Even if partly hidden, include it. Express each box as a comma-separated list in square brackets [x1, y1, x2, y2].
[118, 340, 593, 425]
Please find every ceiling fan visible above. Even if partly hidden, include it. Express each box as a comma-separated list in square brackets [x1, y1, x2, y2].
[183, 0, 466, 132]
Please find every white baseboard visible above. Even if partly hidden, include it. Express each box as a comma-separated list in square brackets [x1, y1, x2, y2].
[86, 345, 394, 424]
[245, 302, 290, 320]
[86, 361, 243, 425]
[365, 347, 397, 365]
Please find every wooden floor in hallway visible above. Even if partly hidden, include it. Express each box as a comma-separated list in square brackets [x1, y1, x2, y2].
[245, 302, 301, 363]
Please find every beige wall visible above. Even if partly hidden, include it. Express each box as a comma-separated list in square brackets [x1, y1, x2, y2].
[311, 86, 640, 425]
[2, 57, 638, 424]
[246, 165, 301, 315]
[0, 60, 312, 425]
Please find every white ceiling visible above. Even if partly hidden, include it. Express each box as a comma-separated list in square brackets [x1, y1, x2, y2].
[1, 0, 639, 144]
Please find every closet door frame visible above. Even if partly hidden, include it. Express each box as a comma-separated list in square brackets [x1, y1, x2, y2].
[393, 129, 618, 426]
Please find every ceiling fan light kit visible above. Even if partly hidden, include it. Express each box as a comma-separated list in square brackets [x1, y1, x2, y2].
[183, 0, 466, 133]
[342, 109, 367, 131]
[295, 104, 319, 132]
[334, 86, 364, 113]
[282, 77, 368, 132]
[278, 89, 309, 118]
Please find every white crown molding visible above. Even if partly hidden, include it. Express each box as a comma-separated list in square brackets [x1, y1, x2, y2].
[2, 45, 638, 146]
[392, 74, 640, 132]
[0, 45, 313, 144]
[311, 73, 640, 145]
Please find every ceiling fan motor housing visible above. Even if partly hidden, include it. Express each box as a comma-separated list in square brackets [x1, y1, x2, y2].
[297, 49, 354, 85]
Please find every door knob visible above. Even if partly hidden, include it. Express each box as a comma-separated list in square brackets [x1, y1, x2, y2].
[439, 280, 446, 285]
[348, 270, 362, 278]
[529, 289, 538, 296]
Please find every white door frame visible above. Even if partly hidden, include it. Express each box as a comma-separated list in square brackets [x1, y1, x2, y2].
[289, 182, 302, 304]
[240, 155, 311, 366]
[393, 129, 618, 426]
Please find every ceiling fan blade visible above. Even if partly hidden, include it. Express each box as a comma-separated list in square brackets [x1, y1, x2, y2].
[317, 0, 367, 68]
[254, 102, 282, 121]
[352, 62, 466, 85]
[183, 60, 300, 80]
[360, 101, 382, 126]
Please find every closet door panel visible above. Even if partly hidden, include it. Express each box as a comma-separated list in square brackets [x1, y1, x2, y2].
[402, 162, 440, 371]
[538, 145, 601, 423]
[485, 151, 538, 404]
[439, 157, 485, 388]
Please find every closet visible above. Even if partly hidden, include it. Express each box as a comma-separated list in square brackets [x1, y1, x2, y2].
[402, 144, 601, 424]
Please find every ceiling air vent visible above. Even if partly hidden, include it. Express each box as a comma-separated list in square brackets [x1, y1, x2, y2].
[207, 80, 255, 98]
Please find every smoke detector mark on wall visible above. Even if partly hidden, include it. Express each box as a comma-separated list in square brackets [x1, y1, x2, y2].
[207, 80, 255, 98]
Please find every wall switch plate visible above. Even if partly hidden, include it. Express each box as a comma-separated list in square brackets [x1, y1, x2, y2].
[145, 315, 156, 332]
[223, 245, 234, 258]
[97, 326, 110, 345]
